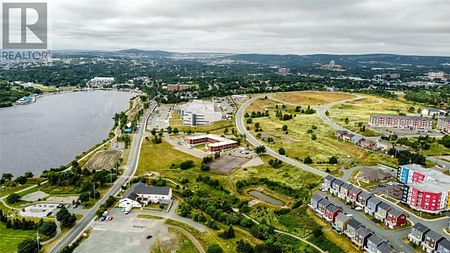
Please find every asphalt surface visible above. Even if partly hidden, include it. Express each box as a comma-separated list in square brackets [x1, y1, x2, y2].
[49, 102, 156, 253]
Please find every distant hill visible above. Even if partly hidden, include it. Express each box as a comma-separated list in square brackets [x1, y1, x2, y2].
[223, 53, 450, 68]
[115, 49, 173, 57]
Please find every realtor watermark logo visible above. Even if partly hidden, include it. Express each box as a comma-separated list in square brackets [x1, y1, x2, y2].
[1, 2, 50, 61]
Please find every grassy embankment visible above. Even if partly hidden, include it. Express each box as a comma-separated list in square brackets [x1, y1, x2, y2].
[246, 96, 397, 174]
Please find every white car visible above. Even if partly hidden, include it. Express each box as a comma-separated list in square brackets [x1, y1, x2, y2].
[355, 207, 363, 211]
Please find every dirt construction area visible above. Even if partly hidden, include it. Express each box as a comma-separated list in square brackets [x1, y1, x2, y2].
[83, 150, 122, 171]
[209, 154, 250, 174]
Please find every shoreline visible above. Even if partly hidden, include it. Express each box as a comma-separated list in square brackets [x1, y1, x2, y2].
[0, 90, 141, 176]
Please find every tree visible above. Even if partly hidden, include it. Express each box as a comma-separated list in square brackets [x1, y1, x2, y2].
[281, 125, 288, 131]
[344, 117, 349, 124]
[440, 135, 450, 148]
[79, 192, 90, 202]
[255, 146, 266, 154]
[304, 156, 313, 164]
[24, 171, 34, 178]
[7, 193, 21, 204]
[246, 118, 253, 124]
[328, 156, 338, 164]
[221, 225, 235, 239]
[278, 148, 286, 155]
[38, 221, 57, 237]
[207, 244, 223, 253]
[57, 207, 77, 228]
[15, 176, 27, 185]
[311, 134, 317, 140]
[254, 122, 260, 129]
[173, 128, 179, 134]
[17, 239, 39, 253]
[236, 240, 254, 253]
[180, 160, 195, 170]
[325, 110, 330, 116]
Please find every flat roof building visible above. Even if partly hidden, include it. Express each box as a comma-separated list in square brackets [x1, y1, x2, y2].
[180, 100, 223, 126]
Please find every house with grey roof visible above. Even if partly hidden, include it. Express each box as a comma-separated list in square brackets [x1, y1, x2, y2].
[330, 178, 344, 195]
[338, 183, 353, 200]
[366, 234, 385, 253]
[365, 197, 382, 216]
[310, 192, 323, 211]
[357, 191, 372, 208]
[345, 218, 361, 240]
[422, 230, 444, 253]
[118, 182, 172, 212]
[354, 226, 373, 249]
[374, 202, 392, 222]
[408, 223, 431, 245]
[334, 212, 351, 232]
[322, 175, 335, 191]
[377, 242, 395, 253]
[347, 186, 363, 203]
[317, 198, 331, 215]
[437, 239, 450, 253]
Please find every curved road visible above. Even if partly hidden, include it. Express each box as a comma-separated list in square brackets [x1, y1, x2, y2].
[235, 95, 327, 178]
[49, 102, 156, 253]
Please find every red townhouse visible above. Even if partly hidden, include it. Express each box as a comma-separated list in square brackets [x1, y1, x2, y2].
[385, 209, 407, 229]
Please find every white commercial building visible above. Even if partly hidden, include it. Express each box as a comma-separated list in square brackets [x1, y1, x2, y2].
[118, 183, 172, 213]
[180, 100, 222, 126]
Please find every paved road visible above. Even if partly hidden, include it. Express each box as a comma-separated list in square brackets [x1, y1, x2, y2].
[49, 102, 156, 253]
[137, 200, 208, 233]
[235, 95, 327, 177]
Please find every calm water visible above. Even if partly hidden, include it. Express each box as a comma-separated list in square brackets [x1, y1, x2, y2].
[0, 91, 135, 176]
[248, 190, 284, 206]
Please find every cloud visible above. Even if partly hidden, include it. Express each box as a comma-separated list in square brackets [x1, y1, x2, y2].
[42, 0, 450, 55]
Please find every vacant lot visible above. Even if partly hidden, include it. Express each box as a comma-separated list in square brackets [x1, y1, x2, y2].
[246, 100, 397, 173]
[137, 140, 201, 176]
[329, 95, 419, 136]
[83, 150, 122, 171]
[273, 91, 356, 106]
[209, 155, 250, 174]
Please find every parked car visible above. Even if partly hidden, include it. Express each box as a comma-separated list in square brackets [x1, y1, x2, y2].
[100, 216, 106, 221]
[107, 216, 113, 221]
[146, 235, 153, 239]
[355, 206, 363, 211]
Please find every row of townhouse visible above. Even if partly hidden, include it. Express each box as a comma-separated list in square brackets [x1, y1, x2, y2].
[323, 175, 408, 229]
[310, 192, 397, 253]
[368, 115, 433, 130]
[408, 223, 450, 253]
[437, 117, 450, 133]
[396, 164, 450, 213]
[335, 130, 392, 151]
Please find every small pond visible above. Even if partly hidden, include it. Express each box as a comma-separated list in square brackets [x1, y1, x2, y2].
[248, 190, 284, 206]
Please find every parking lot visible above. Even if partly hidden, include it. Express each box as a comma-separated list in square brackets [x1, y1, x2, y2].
[147, 105, 171, 130]
[75, 208, 166, 253]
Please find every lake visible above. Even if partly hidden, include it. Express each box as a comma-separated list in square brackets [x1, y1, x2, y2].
[248, 190, 284, 206]
[0, 90, 135, 176]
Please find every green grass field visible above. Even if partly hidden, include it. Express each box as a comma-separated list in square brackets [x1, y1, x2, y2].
[246, 99, 397, 173]
[136, 139, 202, 176]
[329, 95, 422, 136]
[0, 222, 35, 253]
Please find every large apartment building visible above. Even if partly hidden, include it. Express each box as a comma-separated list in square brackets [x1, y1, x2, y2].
[438, 117, 450, 133]
[369, 115, 433, 130]
[397, 164, 450, 213]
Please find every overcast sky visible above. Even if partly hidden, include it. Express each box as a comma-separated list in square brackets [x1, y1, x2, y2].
[45, 0, 450, 55]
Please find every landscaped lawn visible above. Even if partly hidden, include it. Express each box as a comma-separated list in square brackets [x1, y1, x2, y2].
[0, 222, 35, 253]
